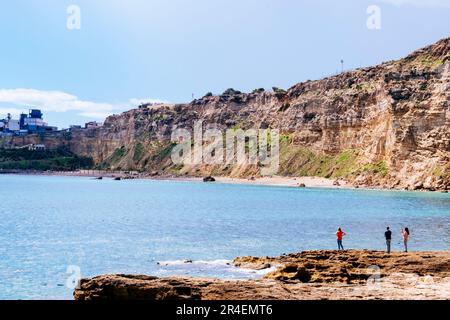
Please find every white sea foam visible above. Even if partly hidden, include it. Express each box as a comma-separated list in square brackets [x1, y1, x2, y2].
[157, 259, 231, 266]
[156, 259, 276, 279]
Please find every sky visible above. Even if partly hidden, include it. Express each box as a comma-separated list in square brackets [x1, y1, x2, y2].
[0, 0, 449, 129]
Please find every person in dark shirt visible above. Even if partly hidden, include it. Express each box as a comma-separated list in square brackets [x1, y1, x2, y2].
[385, 227, 392, 254]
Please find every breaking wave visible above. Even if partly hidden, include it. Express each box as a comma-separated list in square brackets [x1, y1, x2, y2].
[155, 259, 276, 280]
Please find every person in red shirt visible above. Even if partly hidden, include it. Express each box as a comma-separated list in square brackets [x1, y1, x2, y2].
[336, 227, 346, 250]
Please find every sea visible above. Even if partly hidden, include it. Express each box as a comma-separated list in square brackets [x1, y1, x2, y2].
[0, 175, 449, 299]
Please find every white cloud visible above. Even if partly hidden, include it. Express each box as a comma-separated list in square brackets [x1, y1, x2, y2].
[380, 0, 450, 7]
[0, 88, 167, 120]
[0, 107, 24, 117]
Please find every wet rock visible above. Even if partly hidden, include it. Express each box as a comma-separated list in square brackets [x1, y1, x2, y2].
[267, 265, 312, 283]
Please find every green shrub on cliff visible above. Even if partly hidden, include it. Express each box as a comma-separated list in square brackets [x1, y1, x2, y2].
[222, 88, 242, 96]
[0, 148, 93, 171]
[272, 87, 287, 95]
[151, 142, 177, 163]
[110, 147, 127, 164]
[252, 88, 265, 94]
[133, 143, 144, 162]
[97, 146, 128, 170]
[280, 134, 291, 144]
[278, 147, 360, 179]
[361, 161, 389, 177]
[432, 165, 450, 178]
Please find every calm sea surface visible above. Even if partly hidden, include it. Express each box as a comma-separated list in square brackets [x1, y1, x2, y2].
[0, 175, 449, 299]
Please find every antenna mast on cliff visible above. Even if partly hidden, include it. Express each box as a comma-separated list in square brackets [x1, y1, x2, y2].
[340, 59, 344, 73]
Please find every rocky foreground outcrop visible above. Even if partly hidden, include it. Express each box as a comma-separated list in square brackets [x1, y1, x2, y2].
[74, 250, 450, 300]
[3, 37, 450, 190]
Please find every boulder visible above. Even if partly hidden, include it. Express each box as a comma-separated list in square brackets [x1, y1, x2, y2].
[203, 176, 216, 183]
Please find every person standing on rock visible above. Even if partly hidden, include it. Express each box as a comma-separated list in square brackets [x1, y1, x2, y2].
[336, 227, 346, 250]
[385, 227, 392, 254]
[402, 227, 410, 252]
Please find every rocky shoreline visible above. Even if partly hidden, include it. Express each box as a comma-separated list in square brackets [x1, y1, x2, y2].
[74, 250, 450, 300]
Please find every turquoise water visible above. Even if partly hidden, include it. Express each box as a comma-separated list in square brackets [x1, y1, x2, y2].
[0, 175, 449, 299]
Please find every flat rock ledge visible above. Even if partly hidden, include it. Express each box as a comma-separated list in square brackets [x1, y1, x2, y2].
[74, 250, 450, 300]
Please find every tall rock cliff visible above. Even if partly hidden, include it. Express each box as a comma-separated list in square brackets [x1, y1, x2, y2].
[2, 37, 450, 190]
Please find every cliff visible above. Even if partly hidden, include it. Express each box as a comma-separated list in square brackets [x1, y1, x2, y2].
[2, 37, 450, 190]
[74, 250, 450, 300]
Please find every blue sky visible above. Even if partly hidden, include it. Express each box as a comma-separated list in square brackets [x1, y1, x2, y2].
[0, 0, 449, 128]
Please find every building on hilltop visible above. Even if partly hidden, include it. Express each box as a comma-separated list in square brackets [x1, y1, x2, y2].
[0, 109, 58, 136]
[85, 121, 101, 129]
[20, 109, 58, 133]
[0, 113, 20, 135]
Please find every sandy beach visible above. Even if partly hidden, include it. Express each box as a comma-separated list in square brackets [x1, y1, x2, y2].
[213, 176, 350, 189]
[1, 170, 355, 190]
[74, 250, 450, 300]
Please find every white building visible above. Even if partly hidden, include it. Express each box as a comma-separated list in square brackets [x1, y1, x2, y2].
[85, 121, 101, 129]
[24, 117, 47, 127]
[6, 119, 20, 131]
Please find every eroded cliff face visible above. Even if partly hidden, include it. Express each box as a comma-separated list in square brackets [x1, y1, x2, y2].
[2, 38, 450, 190]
